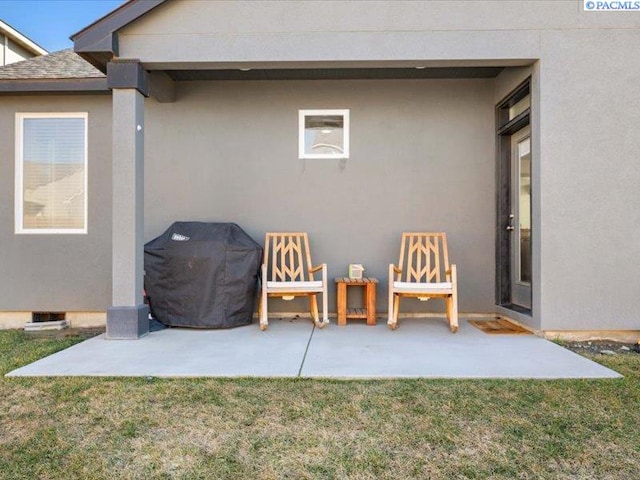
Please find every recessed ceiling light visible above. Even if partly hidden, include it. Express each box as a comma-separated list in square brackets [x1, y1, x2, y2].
[415, 66, 427, 70]
[239, 68, 251, 72]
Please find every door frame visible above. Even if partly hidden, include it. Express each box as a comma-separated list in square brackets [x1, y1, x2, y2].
[495, 77, 532, 315]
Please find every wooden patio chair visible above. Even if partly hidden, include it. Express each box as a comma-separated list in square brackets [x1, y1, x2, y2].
[388, 232, 459, 332]
[259, 232, 329, 331]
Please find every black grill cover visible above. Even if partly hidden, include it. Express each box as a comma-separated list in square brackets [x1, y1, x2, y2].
[144, 222, 262, 328]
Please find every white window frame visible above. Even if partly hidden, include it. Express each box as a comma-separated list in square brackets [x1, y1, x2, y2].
[299, 109, 350, 159]
[15, 112, 88, 234]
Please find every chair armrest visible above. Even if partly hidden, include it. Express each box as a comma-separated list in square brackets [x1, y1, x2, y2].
[309, 263, 327, 283]
[389, 264, 401, 285]
[309, 264, 324, 274]
[446, 264, 457, 283]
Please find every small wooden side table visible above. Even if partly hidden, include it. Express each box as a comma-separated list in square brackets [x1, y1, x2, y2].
[335, 277, 378, 326]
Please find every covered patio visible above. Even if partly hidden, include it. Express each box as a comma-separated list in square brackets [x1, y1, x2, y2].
[7, 319, 620, 379]
[66, 0, 543, 339]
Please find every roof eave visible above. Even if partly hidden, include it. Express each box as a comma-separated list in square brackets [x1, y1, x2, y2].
[71, 0, 168, 71]
[0, 78, 109, 94]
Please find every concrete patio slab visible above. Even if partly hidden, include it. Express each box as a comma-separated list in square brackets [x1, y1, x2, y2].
[7, 318, 313, 377]
[302, 320, 621, 379]
[6, 318, 621, 379]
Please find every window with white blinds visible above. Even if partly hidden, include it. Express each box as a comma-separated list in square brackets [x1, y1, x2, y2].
[15, 113, 88, 234]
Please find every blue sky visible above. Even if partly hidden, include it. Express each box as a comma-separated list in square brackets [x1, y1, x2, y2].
[0, 0, 125, 52]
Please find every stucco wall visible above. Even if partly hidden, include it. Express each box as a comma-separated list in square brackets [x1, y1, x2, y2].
[3, 0, 639, 331]
[119, 1, 640, 67]
[121, 0, 640, 329]
[144, 79, 496, 314]
[0, 95, 112, 311]
[537, 30, 640, 330]
[494, 32, 640, 331]
[495, 67, 533, 105]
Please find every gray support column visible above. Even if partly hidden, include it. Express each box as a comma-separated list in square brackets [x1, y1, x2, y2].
[106, 88, 149, 339]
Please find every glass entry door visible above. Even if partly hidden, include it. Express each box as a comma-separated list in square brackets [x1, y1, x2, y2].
[509, 126, 532, 309]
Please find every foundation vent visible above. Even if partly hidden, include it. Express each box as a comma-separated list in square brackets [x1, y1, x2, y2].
[32, 312, 66, 323]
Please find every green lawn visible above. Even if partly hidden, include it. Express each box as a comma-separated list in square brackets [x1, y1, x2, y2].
[1, 329, 639, 479]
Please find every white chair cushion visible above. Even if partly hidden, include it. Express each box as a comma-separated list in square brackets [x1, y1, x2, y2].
[266, 281, 324, 292]
[393, 281, 453, 293]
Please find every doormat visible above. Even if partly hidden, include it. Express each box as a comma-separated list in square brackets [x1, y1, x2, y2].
[469, 318, 531, 335]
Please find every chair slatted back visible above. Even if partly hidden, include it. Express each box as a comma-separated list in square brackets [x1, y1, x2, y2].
[397, 233, 450, 283]
[264, 233, 315, 282]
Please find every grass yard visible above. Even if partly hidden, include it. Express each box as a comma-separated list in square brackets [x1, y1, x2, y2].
[1, 330, 639, 479]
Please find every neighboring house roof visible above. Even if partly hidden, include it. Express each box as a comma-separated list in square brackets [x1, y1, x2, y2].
[0, 19, 48, 57]
[0, 49, 108, 94]
[0, 49, 104, 80]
